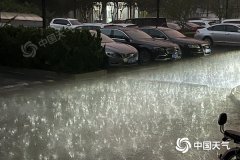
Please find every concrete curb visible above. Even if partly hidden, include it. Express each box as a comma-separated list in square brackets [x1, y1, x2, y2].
[0, 66, 69, 79]
[0, 66, 108, 80]
[230, 86, 240, 105]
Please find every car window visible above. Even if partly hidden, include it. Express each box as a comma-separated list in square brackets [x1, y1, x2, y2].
[113, 30, 128, 39]
[53, 19, 70, 25]
[70, 20, 81, 25]
[225, 25, 238, 32]
[209, 25, 225, 31]
[142, 29, 167, 39]
[223, 21, 240, 24]
[101, 29, 112, 37]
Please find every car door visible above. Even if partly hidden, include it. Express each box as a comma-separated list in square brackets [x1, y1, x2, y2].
[209, 25, 226, 44]
[225, 25, 240, 45]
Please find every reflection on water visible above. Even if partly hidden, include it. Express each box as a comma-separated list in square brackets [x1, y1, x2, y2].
[0, 51, 240, 160]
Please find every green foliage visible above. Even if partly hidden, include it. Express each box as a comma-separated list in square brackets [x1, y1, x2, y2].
[0, 27, 106, 73]
[0, 0, 41, 15]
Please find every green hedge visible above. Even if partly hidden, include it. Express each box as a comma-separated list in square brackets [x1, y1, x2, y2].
[0, 26, 106, 73]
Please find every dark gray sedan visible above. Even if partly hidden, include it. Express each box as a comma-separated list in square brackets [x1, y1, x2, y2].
[90, 30, 138, 66]
[141, 27, 211, 57]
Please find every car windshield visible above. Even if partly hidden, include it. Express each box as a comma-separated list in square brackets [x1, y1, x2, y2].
[101, 33, 114, 43]
[90, 31, 114, 43]
[70, 20, 81, 25]
[125, 29, 152, 39]
[163, 29, 186, 38]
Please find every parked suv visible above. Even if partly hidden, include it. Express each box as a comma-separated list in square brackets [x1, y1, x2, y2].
[194, 23, 240, 46]
[50, 18, 81, 30]
[101, 28, 181, 63]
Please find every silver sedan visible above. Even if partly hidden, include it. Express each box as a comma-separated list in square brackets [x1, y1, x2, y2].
[194, 23, 240, 46]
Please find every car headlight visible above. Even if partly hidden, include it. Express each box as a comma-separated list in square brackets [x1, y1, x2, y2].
[202, 44, 210, 49]
[175, 47, 182, 55]
[105, 51, 119, 58]
[188, 44, 200, 48]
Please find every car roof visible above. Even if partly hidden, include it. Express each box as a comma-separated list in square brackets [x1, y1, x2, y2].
[213, 23, 240, 26]
[112, 23, 137, 27]
[209, 23, 240, 28]
[80, 23, 122, 28]
[140, 26, 173, 31]
[126, 17, 166, 19]
[53, 18, 78, 21]
[102, 27, 137, 31]
[188, 19, 214, 22]
[222, 19, 240, 22]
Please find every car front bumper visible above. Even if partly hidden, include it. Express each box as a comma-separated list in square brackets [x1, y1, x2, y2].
[108, 53, 138, 66]
[154, 48, 182, 60]
[183, 45, 211, 56]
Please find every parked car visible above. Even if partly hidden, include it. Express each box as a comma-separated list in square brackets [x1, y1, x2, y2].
[194, 23, 240, 46]
[90, 30, 138, 66]
[125, 17, 167, 27]
[50, 18, 82, 30]
[188, 20, 216, 28]
[100, 28, 181, 63]
[167, 22, 181, 31]
[140, 27, 211, 57]
[112, 23, 138, 28]
[222, 19, 240, 24]
[75, 23, 121, 30]
[179, 22, 204, 36]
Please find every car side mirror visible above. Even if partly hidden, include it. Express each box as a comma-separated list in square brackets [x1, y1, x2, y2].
[218, 113, 227, 125]
[67, 24, 71, 26]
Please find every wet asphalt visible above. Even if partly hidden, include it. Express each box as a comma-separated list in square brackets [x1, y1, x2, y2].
[0, 46, 240, 160]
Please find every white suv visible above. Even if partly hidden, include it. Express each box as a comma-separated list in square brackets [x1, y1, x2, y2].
[50, 18, 82, 30]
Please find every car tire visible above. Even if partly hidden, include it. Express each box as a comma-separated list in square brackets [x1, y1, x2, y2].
[203, 37, 213, 46]
[138, 49, 152, 64]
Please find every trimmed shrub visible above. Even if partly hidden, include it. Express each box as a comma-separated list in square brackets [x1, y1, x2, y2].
[0, 26, 106, 73]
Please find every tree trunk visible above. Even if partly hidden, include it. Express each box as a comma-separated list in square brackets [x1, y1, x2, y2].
[102, 1, 107, 23]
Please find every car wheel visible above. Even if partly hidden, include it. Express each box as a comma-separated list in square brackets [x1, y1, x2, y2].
[138, 49, 152, 64]
[203, 37, 213, 46]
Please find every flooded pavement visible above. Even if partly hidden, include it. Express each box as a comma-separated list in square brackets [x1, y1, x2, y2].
[1, 47, 240, 160]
